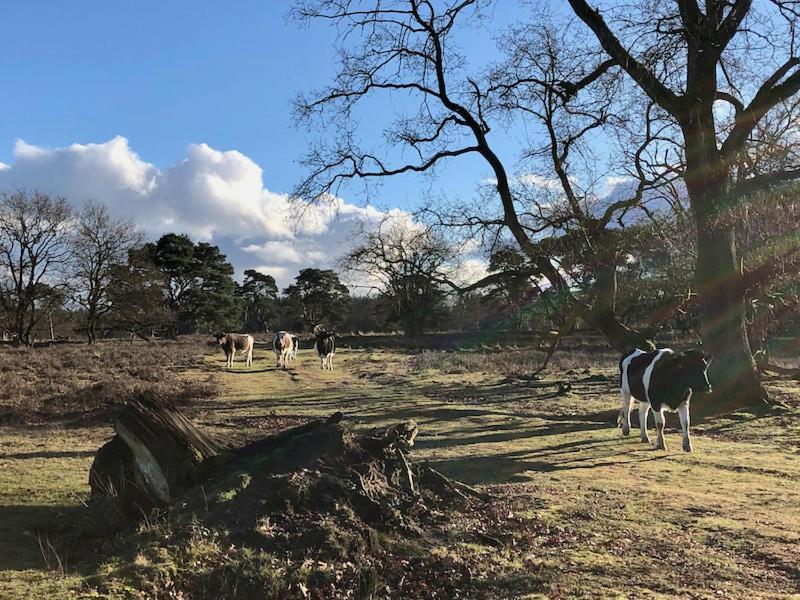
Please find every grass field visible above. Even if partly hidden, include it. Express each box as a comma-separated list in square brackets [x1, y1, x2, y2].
[1, 338, 799, 598]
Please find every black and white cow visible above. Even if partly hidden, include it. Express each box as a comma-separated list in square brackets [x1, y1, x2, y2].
[289, 335, 299, 362]
[215, 332, 254, 368]
[619, 348, 712, 452]
[314, 329, 336, 370]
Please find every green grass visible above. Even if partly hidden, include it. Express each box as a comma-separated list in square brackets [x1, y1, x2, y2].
[1, 342, 799, 598]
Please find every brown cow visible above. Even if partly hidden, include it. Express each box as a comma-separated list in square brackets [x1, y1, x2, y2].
[273, 331, 294, 369]
[215, 332, 254, 368]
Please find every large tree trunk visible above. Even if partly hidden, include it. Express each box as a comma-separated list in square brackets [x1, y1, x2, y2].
[585, 257, 655, 353]
[684, 118, 767, 415]
[21, 310, 36, 347]
[13, 311, 26, 346]
[693, 195, 766, 414]
[86, 305, 97, 344]
[87, 323, 97, 344]
[584, 307, 653, 354]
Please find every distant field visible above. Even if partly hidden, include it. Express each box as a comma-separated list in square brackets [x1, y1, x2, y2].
[1, 337, 799, 598]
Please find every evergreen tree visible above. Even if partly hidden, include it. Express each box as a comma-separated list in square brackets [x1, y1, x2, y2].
[283, 268, 350, 330]
[236, 269, 279, 332]
[147, 233, 240, 334]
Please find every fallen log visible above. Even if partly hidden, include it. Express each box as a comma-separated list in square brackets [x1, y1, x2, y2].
[90, 394, 225, 512]
[763, 362, 800, 377]
[89, 398, 491, 544]
[754, 349, 800, 378]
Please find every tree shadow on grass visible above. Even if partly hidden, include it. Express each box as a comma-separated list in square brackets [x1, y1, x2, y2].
[429, 449, 671, 485]
[223, 365, 298, 375]
[417, 421, 611, 450]
[0, 450, 95, 460]
[0, 504, 87, 571]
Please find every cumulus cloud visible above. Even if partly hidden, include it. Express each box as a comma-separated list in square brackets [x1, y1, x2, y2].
[449, 257, 489, 286]
[0, 136, 489, 289]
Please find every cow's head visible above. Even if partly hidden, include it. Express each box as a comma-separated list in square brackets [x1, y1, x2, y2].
[313, 325, 335, 340]
[678, 349, 712, 395]
[213, 332, 227, 345]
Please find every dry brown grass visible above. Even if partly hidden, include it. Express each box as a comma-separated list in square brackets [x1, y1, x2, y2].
[412, 344, 618, 378]
[0, 337, 219, 424]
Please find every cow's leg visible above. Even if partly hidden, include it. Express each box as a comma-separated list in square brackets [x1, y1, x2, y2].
[246, 348, 253, 367]
[679, 401, 692, 453]
[275, 352, 280, 368]
[320, 356, 325, 369]
[654, 409, 666, 450]
[639, 402, 651, 444]
[329, 355, 333, 370]
[620, 389, 632, 436]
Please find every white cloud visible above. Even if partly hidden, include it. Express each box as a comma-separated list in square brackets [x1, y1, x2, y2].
[482, 173, 568, 191]
[0, 136, 425, 288]
[450, 257, 489, 286]
[516, 173, 567, 191]
[3, 137, 158, 209]
[599, 175, 635, 198]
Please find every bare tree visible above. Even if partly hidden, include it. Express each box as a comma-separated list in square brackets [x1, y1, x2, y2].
[71, 202, 143, 343]
[0, 191, 72, 346]
[342, 218, 456, 336]
[293, 1, 667, 351]
[480, 22, 683, 342]
[565, 0, 800, 409]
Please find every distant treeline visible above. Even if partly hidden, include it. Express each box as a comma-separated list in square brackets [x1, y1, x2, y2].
[2, 190, 799, 347]
[0, 191, 555, 344]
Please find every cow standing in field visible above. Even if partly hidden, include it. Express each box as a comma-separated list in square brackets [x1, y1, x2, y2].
[619, 348, 712, 452]
[215, 333, 254, 368]
[290, 335, 299, 362]
[273, 331, 294, 369]
[314, 329, 336, 370]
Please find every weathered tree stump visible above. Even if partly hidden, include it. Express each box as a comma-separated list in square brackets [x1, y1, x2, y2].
[89, 396, 491, 542]
[90, 394, 225, 513]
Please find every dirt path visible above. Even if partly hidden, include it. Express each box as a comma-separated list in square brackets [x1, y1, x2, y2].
[1, 345, 799, 598]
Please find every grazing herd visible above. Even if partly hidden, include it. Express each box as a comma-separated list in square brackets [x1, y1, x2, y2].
[215, 330, 714, 453]
[215, 327, 336, 371]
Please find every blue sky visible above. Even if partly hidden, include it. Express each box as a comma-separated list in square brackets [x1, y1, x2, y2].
[0, 1, 547, 285]
[0, 1, 535, 207]
[0, 2, 339, 190]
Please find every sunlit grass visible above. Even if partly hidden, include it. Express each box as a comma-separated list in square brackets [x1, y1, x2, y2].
[0, 339, 798, 597]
